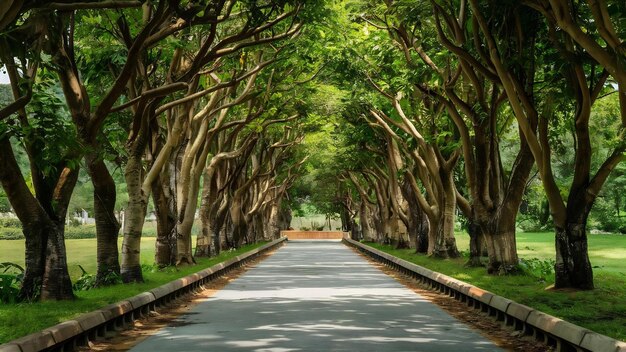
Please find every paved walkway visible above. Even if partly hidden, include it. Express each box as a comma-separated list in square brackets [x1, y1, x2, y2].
[130, 241, 502, 352]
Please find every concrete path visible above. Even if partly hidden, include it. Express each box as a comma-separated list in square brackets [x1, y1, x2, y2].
[129, 241, 503, 352]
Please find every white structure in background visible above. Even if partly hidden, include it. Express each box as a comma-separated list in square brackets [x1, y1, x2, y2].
[73, 209, 95, 225]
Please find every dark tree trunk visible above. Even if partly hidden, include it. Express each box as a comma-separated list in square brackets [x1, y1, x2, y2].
[554, 213, 594, 290]
[152, 175, 176, 266]
[229, 198, 247, 247]
[349, 215, 359, 240]
[20, 221, 46, 300]
[277, 206, 292, 235]
[0, 138, 76, 300]
[400, 177, 429, 252]
[415, 218, 429, 254]
[466, 220, 484, 267]
[213, 196, 230, 254]
[85, 155, 121, 285]
[340, 206, 351, 232]
[41, 222, 74, 300]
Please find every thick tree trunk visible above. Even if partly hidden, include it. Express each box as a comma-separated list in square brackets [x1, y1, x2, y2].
[229, 197, 247, 247]
[40, 222, 74, 300]
[85, 155, 121, 284]
[466, 220, 484, 267]
[175, 199, 197, 265]
[175, 212, 196, 265]
[340, 205, 352, 232]
[198, 165, 221, 257]
[121, 155, 147, 283]
[0, 139, 76, 300]
[265, 203, 280, 240]
[554, 219, 594, 290]
[277, 205, 292, 238]
[196, 222, 212, 257]
[483, 220, 519, 274]
[430, 214, 460, 258]
[400, 178, 428, 252]
[152, 175, 176, 266]
[359, 201, 376, 242]
[431, 175, 460, 258]
[252, 214, 265, 241]
[20, 221, 47, 300]
[213, 198, 230, 253]
[196, 179, 213, 257]
[415, 216, 429, 254]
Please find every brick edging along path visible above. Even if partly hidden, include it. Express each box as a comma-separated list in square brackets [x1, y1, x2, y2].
[343, 238, 626, 352]
[0, 237, 287, 352]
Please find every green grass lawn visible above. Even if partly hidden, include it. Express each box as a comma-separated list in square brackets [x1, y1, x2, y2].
[0, 240, 266, 343]
[1, 237, 173, 280]
[367, 232, 626, 341]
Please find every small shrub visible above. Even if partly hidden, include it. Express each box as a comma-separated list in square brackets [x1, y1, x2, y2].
[64, 225, 97, 239]
[0, 228, 24, 240]
[0, 225, 103, 240]
[0, 218, 22, 228]
[300, 226, 310, 231]
[72, 265, 121, 291]
[311, 222, 324, 231]
[141, 263, 178, 274]
[68, 218, 81, 227]
[0, 262, 24, 303]
[518, 257, 555, 283]
[98, 270, 122, 286]
[72, 265, 97, 291]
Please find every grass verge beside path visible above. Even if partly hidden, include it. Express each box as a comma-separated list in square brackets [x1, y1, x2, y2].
[0, 242, 266, 344]
[1, 237, 179, 280]
[367, 239, 626, 342]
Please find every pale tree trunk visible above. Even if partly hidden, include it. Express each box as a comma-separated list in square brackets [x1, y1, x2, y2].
[368, 110, 460, 257]
[482, 216, 518, 274]
[175, 139, 207, 265]
[121, 153, 148, 283]
[176, 178, 199, 265]
[359, 201, 377, 242]
[197, 168, 218, 257]
[175, 131, 210, 265]
[431, 172, 460, 258]
[349, 173, 377, 242]
[265, 202, 282, 240]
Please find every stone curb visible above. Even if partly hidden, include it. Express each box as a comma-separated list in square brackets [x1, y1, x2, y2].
[0, 237, 287, 352]
[343, 238, 626, 352]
